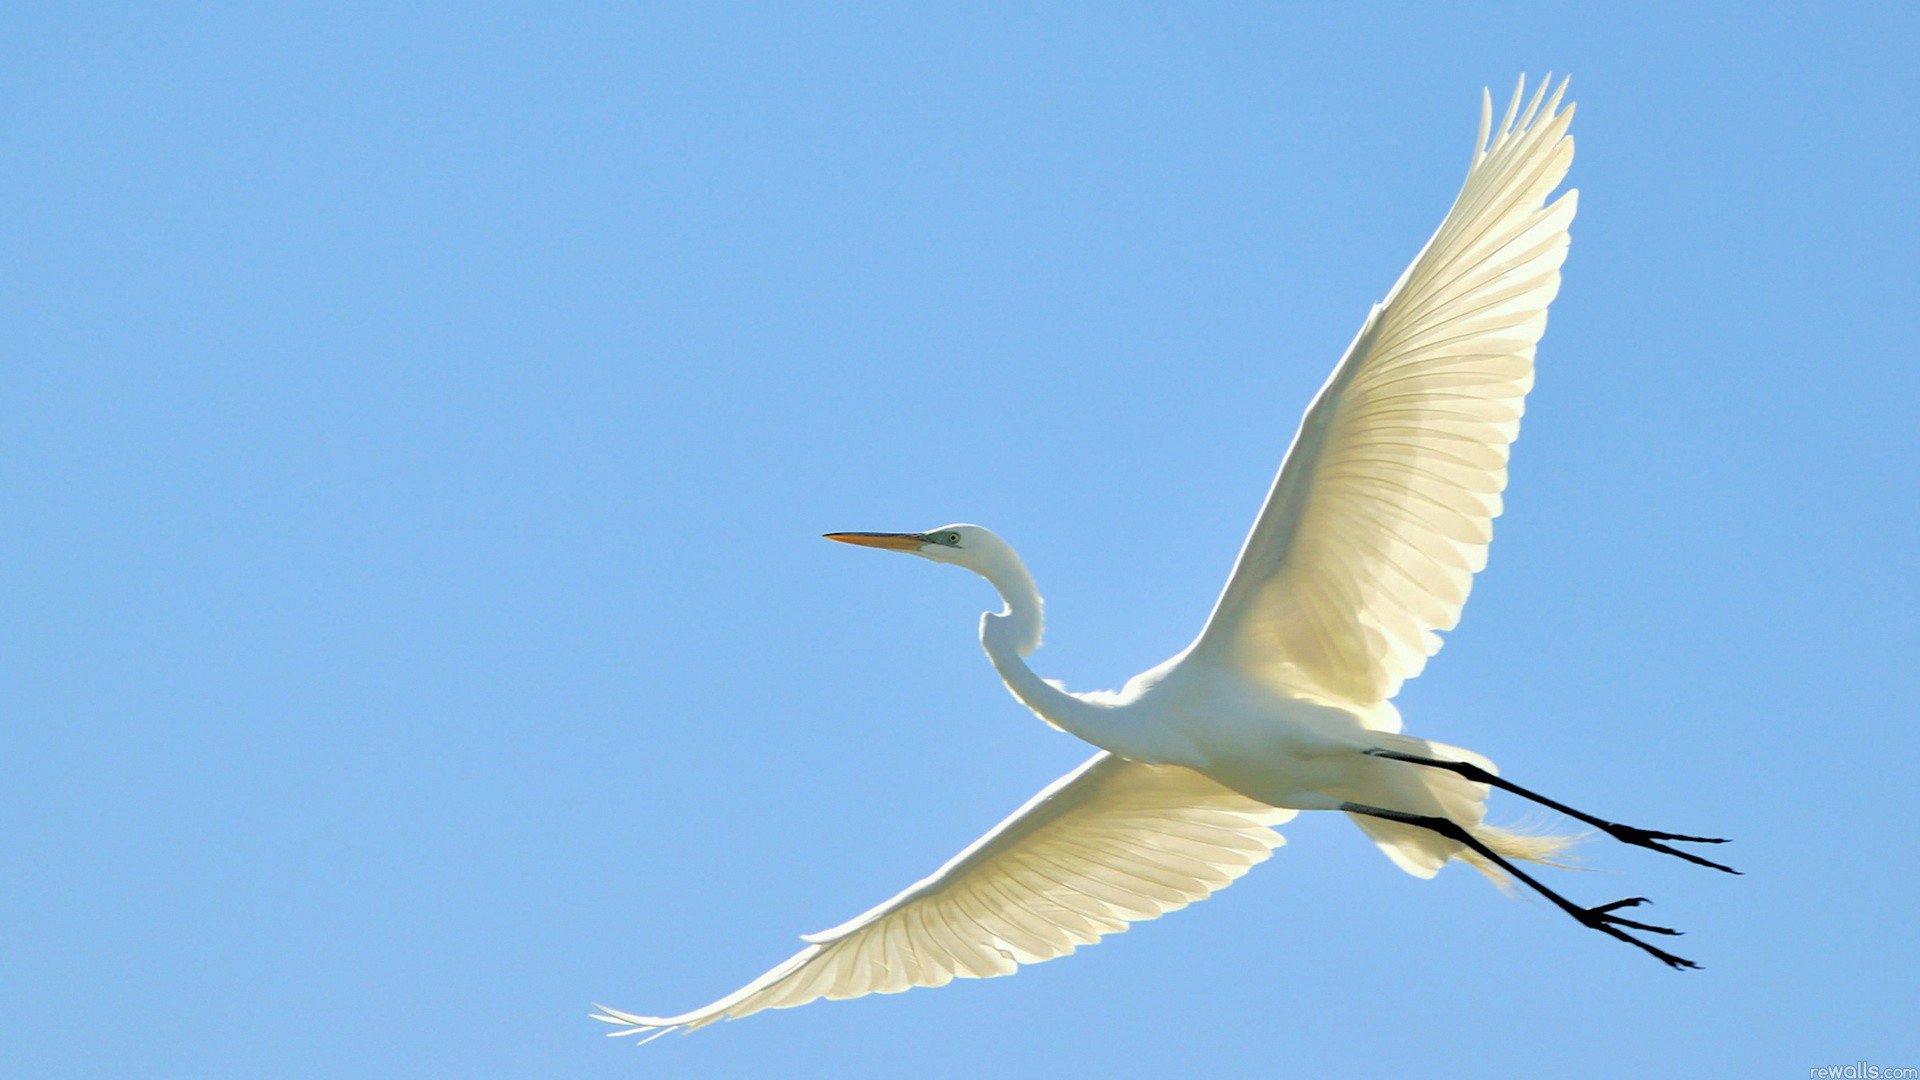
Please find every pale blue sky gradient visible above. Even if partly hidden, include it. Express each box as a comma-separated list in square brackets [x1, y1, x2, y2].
[6, 5, 1917, 1077]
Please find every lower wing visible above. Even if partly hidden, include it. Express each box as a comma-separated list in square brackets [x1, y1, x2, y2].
[593, 752, 1295, 1037]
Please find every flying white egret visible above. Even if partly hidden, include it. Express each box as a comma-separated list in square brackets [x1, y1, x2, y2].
[595, 75, 1732, 1043]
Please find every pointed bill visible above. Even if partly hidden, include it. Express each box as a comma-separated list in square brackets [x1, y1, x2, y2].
[823, 532, 925, 552]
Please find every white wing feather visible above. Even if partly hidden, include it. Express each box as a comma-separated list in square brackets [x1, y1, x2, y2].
[1189, 75, 1578, 706]
[592, 753, 1293, 1035]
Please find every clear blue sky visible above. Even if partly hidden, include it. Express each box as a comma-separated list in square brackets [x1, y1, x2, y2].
[6, 5, 1916, 1077]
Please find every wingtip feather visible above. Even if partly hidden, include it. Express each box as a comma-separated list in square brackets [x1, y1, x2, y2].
[1499, 74, 1525, 137]
[1475, 86, 1493, 163]
[1519, 73, 1551, 129]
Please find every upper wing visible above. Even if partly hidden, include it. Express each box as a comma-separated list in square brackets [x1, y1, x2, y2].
[592, 753, 1293, 1037]
[1187, 76, 1578, 706]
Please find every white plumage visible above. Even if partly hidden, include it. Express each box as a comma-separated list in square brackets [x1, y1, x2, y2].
[595, 755, 1290, 1033]
[597, 75, 1733, 1044]
[1193, 76, 1576, 707]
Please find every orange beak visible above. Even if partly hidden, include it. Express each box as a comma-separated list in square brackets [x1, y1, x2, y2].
[823, 531, 926, 552]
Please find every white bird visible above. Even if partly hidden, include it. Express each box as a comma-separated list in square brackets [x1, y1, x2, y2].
[595, 75, 1732, 1043]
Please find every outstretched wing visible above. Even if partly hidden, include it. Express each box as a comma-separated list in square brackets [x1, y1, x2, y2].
[592, 753, 1293, 1037]
[1188, 75, 1578, 705]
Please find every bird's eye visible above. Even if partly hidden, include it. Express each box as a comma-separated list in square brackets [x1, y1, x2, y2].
[945, 533, 960, 544]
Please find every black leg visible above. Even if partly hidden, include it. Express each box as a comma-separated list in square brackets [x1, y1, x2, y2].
[1343, 802, 1700, 970]
[1364, 748, 1739, 875]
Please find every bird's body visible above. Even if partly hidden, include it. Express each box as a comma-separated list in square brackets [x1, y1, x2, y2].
[978, 555, 1388, 806]
[595, 75, 1732, 1043]
[934, 527, 1536, 875]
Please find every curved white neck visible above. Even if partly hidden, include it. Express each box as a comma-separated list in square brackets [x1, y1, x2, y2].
[969, 542, 1069, 714]
[976, 544, 1044, 658]
[965, 542, 1171, 761]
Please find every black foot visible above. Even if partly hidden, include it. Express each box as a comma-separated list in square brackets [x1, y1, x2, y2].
[1579, 897, 1697, 969]
[1602, 823, 1741, 874]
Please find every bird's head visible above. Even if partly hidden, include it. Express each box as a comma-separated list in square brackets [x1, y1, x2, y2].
[824, 523, 1041, 653]
[823, 523, 1000, 569]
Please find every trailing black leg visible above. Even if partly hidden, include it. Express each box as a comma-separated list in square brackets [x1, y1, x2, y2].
[1364, 747, 1739, 875]
[1342, 802, 1700, 970]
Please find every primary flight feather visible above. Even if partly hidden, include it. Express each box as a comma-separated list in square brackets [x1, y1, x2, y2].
[595, 75, 1732, 1043]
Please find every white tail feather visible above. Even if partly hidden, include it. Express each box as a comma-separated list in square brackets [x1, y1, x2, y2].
[1350, 732, 1583, 886]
